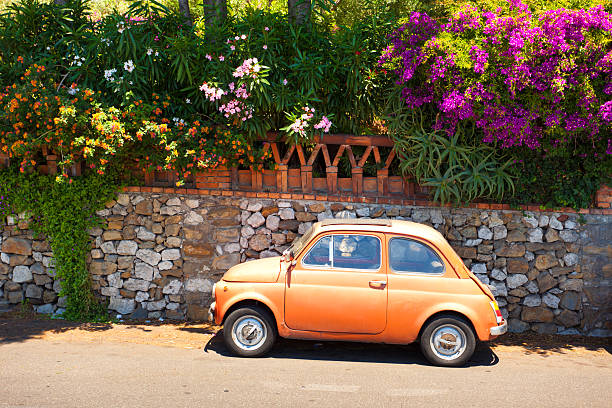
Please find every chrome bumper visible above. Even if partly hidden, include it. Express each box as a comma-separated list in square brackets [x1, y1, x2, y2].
[490, 320, 507, 336]
[207, 302, 216, 323]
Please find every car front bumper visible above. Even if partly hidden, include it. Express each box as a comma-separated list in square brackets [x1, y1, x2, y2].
[490, 320, 507, 336]
[208, 302, 216, 323]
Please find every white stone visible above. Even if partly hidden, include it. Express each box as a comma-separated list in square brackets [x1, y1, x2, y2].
[538, 215, 550, 227]
[491, 268, 507, 281]
[247, 212, 266, 228]
[160, 206, 181, 216]
[184, 211, 203, 225]
[123, 278, 150, 292]
[165, 236, 181, 248]
[542, 292, 560, 309]
[117, 240, 138, 256]
[1, 252, 9, 264]
[96, 209, 111, 217]
[136, 249, 161, 266]
[465, 239, 482, 247]
[241, 226, 255, 238]
[260, 250, 278, 258]
[266, 215, 280, 231]
[146, 299, 167, 311]
[564, 220, 577, 230]
[317, 210, 334, 221]
[524, 215, 538, 228]
[523, 294, 541, 307]
[108, 272, 122, 288]
[528, 228, 543, 243]
[559, 230, 578, 242]
[101, 287, 119, 297]
[298, 222, 312, 235]
[493, 225, 507, 240]
[161, 249, 181, 261]
[478, 226, 493, 240]
[100, 241, 116, 254]
[186, 199, 199, 209]
[247, 202, 263, 212]
[525, 251, 535, 261]
[166, 197, 181, 206]
[166, 302, 179, 311]
[507, 274, 528, 289]
[137, 228, 156, 241]
[163, 280, 183, 295]
[240, 237, 248, 248]
[491, 281, 507, 297]
[279, 208, 295, 220]
[108, 297, 135, 315]
[12, 266, 32, 283]
[36, 304, 54, 314]
[525, 280, 539, 294]
[134, 262, 154, 281]
[135, 291, 149, 303]
[549, 216, 563, 230]
[475, 274, 489, 285]
[277, 202, 291, 208]
[411, 209, 429, 223]
[158, 261, 173, 271]
[488, 214, 504, 228]
[224, 243, 241, 253]
[184, 277, 213, 293]
[564, 253, 579, 267]
[335, 210, 356, 219]
[356, 207, 370, 217]
[430, 210, 444, 225]
[471, 263, 487, 275]
[239, 200, 249, 210]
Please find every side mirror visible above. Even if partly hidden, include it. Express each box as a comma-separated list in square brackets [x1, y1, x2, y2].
[282, 249, 294, 262]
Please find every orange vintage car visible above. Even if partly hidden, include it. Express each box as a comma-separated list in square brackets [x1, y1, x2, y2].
[209, 219, 506, 366]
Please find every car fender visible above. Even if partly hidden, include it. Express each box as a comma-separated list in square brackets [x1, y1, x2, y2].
[414, 302, 489, 341]
[218, 290, 282, 328]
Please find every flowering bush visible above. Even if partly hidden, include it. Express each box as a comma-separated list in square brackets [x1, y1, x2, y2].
[380, 0, 611, 152]
[0, 64, 270, 184]
[381, 0, 612, 207]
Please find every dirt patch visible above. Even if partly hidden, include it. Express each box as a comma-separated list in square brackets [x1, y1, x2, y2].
[1, 312, 610, 355]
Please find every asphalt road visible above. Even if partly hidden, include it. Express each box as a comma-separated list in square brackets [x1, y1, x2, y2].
[1, 334, 611, 408]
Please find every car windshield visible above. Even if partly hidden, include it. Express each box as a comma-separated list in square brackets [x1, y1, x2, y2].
[288, 224, 314, 257]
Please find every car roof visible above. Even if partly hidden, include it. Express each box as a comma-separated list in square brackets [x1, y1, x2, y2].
[309, 218, 466, 276]
[315, 219, 444, 245]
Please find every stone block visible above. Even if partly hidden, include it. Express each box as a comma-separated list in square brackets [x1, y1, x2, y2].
[2, 238, 32, 255]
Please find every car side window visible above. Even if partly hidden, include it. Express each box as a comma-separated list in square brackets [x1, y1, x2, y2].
[333, 235, 381, 270]
[302, 234, 381, 270]
[302, 236, 331, 267]
[389, 238, 445, 274]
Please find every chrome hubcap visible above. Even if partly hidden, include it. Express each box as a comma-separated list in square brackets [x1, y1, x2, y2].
[430, 324, 466, 360]
[232, 315, 267, 351]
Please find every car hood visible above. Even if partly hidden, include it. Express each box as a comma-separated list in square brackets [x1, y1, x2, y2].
[222, 256, 282, 283]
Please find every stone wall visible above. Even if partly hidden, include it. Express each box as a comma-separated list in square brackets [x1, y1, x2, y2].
[1, 192, 610, 336]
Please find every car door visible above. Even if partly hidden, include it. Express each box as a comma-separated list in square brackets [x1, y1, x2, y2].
[284, 232, 388, 334]
[385, 234, 455, 339]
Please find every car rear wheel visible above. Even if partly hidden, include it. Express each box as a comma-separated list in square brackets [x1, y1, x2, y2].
[223, 306, 276, 357]
[420, 315, 476, 367]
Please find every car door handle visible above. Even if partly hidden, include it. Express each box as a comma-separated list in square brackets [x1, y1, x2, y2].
[369, 280, 387, 289]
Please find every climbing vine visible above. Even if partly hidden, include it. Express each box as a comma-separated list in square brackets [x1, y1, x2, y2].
[0, 167, 118, 320]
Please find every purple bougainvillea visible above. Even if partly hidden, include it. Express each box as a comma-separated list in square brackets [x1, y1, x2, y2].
[380, 0, 612, 154]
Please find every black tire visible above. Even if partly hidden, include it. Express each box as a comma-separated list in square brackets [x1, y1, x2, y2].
[223, 306, 277, 357]
[419, 315, 476, 367]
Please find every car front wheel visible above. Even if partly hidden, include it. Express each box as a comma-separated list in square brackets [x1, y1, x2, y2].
[223, 306, 276, 357]
[420, 315, 476, 367]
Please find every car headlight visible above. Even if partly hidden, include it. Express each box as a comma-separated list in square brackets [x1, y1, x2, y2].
[211, 283, 216, 301]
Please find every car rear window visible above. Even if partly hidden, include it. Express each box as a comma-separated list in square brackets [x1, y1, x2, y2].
[389, 238, 444, 274]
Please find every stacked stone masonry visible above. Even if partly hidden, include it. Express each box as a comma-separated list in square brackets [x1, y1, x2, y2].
[1, 193, 610, 336]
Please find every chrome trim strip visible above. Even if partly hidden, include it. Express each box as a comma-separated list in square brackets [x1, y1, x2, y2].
[490, 321, 507, 336]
